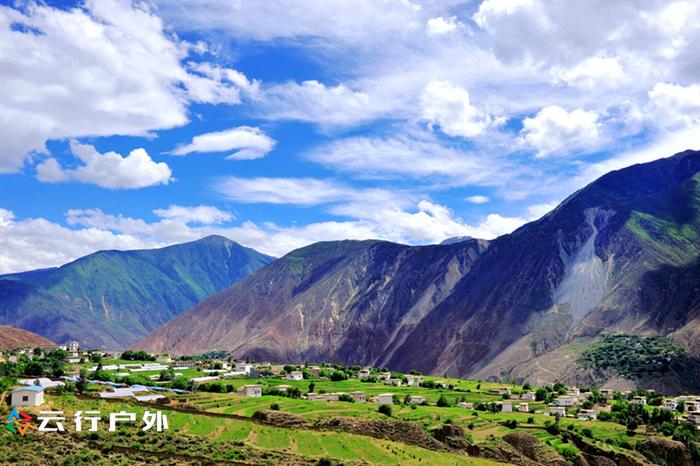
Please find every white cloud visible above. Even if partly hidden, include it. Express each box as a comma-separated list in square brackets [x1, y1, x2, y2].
[0, 1, 253, 173]
[420, 80, 499, 138]
[36, 141, 172, 189]
[426, 16, 459, 36]
[153, 205, 233, 224]
[215, 177, 406, 207]
[172, 127, 276, 160]
[155, 0, 425, 44]
[185, 62, 260, 104]
[466, 195, 490, 204]
[648, 82, 700, 128]
[552, 56, 626, 90]
[257, 80, 389, 127]
[520, 106, 602, 157]
[306, 134, 501, 185]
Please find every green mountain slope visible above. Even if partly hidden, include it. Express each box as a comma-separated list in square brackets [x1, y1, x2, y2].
[0, 235, 273, 349]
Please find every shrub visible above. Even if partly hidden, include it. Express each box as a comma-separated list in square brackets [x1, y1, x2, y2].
[503, 419, 517, 429]
[378, 404, 392, 416]
[526, 417, 535, 424]
[270, 403, 280, 411]
[338, 394, 355, 403]
[436, 395, 451, 407]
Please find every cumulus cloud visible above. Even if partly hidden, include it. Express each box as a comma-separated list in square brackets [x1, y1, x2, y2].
[647, 82, 700, 128]
[426, 16, 460, 36]
[520, 106, 602, 157]
[551, 56, 626, 90]
[36, 141, 172, 189]
[420, 80, 501, 138]
[0, 0, 253, 173]
[172, 126, 276, 160]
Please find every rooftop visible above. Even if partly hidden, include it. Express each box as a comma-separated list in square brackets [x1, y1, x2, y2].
[12, 385, 44, 392]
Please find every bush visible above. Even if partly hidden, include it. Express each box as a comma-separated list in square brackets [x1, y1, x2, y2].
[270, 403, 280, 411]
[330, 371, 348, 381]
[338, 394, 355, 403]
[526, 417, 535, 424]
[378, 404, 392, 416]
[436, 395, 451, 407]
[503, 419, 517, 429]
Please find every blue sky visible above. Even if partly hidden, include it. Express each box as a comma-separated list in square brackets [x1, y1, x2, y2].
[1, 0, 699, 273]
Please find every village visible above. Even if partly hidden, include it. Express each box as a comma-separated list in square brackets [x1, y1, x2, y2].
[2, 343, 700, 425]
[1, 343, 699, 465]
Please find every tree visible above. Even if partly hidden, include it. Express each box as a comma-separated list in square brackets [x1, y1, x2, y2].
[308, 382, 316, 393]
[378, 404, 392, 416]
[76, 369, 89, 394]
[330, 371, 347, 381]
[437, 395, 451, 407]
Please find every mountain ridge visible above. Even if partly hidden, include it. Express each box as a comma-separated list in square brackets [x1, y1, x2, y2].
[0, 235, 274, 349]
[135, 150, 700, 390]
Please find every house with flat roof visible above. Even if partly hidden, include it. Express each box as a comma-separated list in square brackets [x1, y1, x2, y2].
[350, 391, 366, 402]
[373, 393, 394, 405]
[549, 405, 566, 417]
[579, 409, 597, 421]
[407, 395, 426, 404]
[285, 371, 304, 381]
[458, 402, 473, 409]
[518, 403, 529, 413]
[237, 385, 262, 397]
[11, 386, 44, 407]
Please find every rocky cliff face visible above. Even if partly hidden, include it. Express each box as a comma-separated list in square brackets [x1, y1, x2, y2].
[0, 236, 273, 349]
[136, 150, 700, 388]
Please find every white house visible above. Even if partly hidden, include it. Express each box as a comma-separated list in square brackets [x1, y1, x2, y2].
[156, 356, 172, 363]
[286, 371, 304, 381]
[663, 400, 678, 411]
[500, 401, 513, 413]
[358, 368, 371, 378]
[350, 391, 366, 402]
[520, 392, 536, 401]
[600, 389, 614, 399]
[458, 402, 474, 409]
[549, 405, 567, 417]
[630, 396, 647, 406]
[192, 376, 220, 383]
[554, 396, 577, 406]
[377, 372, 392, 381]
[405, 375, 424, 386]
[688, 413, 700, 425]
[11, 386, 45, 407]
[518, 403, 529, 413]
[685, 401, 700, 412]
[579, 409, 597, 421]
[407, 395, 426, 404]
[384, 378, 402, 386]
[374, 393, 394, 405]
[237, 385, 262, 397]
[67, 340, 79, 353]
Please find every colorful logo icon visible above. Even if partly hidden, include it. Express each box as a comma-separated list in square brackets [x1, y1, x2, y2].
[4, 408, 37, 436]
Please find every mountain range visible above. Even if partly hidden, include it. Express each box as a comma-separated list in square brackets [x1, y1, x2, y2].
[135, 150, 700, 389]
[0, 325, 54, 350]
[0, 236, 273, 349]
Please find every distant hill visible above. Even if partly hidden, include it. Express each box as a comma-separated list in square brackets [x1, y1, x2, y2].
[136, 150, 700, 390]
[0, 325, 54, 350]
[0, 236, 273, 349]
